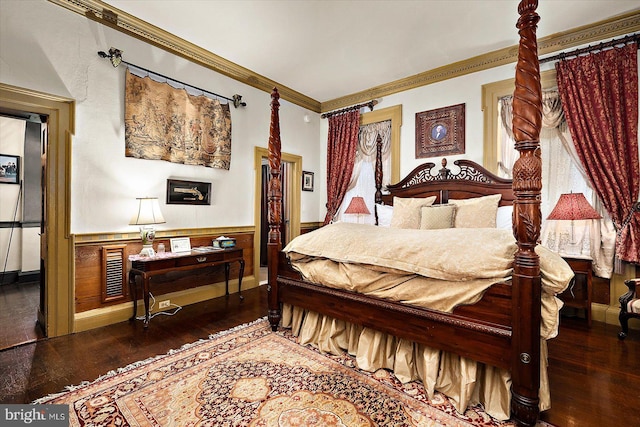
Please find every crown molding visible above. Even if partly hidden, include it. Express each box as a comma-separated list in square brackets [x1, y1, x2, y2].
[48, 1, 638, 114]
[321, 9, 640, 113]
[48, 0, 321, 112]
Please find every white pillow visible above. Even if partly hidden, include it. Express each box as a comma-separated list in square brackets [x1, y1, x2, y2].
[449, 194, 502, 228]
[375, 203, 394, 227]
[390, 196, 437, 229]
[496, 205, 513, 230]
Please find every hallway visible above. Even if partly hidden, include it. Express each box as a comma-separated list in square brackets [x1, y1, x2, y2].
[0, 281, 44, 351]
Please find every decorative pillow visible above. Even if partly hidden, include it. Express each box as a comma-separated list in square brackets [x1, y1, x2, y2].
[375, 203, 394, 227]
[420, 204, 457, 230]
[496, 205, 513, 230]
[449, 194, 502, 228]
[390, 196, 437, 229]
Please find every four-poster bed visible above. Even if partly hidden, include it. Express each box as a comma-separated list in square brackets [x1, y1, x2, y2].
[266, 1, 567, 425]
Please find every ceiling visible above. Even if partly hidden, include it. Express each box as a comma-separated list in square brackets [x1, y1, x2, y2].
[103, 0, 639, 104]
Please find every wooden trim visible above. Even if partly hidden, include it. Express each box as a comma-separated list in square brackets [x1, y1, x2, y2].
[47, 0, 320, 112]
[74, 276, 258, 332]
[254, 147, 301, 292]
[482, 70, 557, 173]
[47, 1, 640, 113]
[320, 11, 640, 112]
[74, 226, 255, 245]
[360, 105, 402, 184]
[0, 83, 75, 337]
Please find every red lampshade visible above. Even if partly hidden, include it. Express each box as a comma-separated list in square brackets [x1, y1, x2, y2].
[547, 193, 601, 221]
[344, 196, 371, 215]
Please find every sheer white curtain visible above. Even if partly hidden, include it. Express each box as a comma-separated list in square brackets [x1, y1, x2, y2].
[337, 120, 392, 224]
[498, 91, 615, 277]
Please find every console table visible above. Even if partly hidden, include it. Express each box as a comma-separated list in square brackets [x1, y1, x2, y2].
[128, 247, 244, 327]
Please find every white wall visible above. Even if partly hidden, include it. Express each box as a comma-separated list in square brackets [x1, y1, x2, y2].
[0, 117, 25, 272]
[317, 62, 520, 220]
[0, 0, 322, 234]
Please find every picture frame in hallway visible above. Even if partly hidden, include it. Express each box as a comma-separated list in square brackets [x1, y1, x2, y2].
[302, 171, 314, 192]
[0, 154, 20, 184]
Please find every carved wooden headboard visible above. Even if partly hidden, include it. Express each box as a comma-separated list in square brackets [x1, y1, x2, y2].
[378, 158, 514, 206]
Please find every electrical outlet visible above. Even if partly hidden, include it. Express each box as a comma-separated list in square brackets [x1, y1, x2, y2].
[158, 300, 170, 309]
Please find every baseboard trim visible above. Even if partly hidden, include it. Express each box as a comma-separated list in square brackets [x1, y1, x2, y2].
[592, 302, 640, 331]
[74, 276, 257, 332]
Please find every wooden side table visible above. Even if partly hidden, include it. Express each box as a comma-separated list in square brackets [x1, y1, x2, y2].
[129, 247, 244, 327]
[558, 256, 593, 327]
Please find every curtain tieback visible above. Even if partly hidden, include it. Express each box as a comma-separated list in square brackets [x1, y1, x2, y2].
[616, 202, 640, 237]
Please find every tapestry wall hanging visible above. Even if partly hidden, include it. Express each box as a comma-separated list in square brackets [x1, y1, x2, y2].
[415, 103, 465, 158]
[125, 70, 232, 170]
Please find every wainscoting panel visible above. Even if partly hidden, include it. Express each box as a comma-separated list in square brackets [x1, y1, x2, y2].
[75, 229, 255, 314]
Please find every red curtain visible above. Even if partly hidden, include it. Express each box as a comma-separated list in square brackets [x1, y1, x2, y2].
[324, 110, 360, 225]
[556, 43, 639, 263]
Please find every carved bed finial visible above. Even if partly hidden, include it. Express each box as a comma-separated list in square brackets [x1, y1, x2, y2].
[438, 158, 450, 179]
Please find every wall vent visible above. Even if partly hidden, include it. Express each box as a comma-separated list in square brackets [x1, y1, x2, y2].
[101, 244, 127, 303]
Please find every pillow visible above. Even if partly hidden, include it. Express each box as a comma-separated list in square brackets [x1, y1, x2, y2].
[449, 194, 502, 228]
[390, 196, 437, 229]
[420, 204, 457, 230]
[496, 205, 513, 230]
[375, 203, 394, 227]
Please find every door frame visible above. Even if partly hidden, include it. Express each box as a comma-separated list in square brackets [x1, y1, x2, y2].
[0, 83, 75, 337]
[254, 147, 301, 282]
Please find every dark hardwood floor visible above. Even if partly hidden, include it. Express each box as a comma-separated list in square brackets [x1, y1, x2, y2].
[1, 284, 638, 426]
[0, 281, 44, 351]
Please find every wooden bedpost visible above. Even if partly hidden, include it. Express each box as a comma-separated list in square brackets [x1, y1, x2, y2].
[511, 1, 543, 425]
[267, 87, 283, 331]
[375, 134, 383, 204]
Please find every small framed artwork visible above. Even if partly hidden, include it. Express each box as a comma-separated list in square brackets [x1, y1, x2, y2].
[0, 154, 20, 185]
[302, 171, 314, 192]
[170, 237, 191, 253]
[415, 103, 465, 158]
[166, 179, 211, 205]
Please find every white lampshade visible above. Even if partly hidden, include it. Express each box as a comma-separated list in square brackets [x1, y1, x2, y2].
[129, 197, 166, 225]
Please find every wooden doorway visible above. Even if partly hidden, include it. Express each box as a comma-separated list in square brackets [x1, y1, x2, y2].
[253, 147, 301, 284]
[0, 113, 47, 349]
[0, 83, 74, 338]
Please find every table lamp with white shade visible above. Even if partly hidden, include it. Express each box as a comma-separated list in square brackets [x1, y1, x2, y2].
[130, 197, 166, 257]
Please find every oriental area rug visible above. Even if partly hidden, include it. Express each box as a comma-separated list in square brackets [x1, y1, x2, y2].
[35, 318, 548, 426]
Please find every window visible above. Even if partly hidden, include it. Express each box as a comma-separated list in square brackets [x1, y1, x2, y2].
[336, 105, 401, 223]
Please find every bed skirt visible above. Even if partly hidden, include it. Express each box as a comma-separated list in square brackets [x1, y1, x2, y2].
[281, 304, 551, 421]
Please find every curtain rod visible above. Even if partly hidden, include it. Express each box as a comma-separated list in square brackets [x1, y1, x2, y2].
[540, 33, 640, 64]
[321, 100, 378, 119]
[97, 47, 247, 108]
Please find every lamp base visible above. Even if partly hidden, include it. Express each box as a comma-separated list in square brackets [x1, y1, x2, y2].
[563, 241, 582, 257]
[139, 245, 156, 257]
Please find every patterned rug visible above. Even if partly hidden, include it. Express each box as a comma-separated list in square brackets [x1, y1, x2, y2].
[36, 318, 546, 426]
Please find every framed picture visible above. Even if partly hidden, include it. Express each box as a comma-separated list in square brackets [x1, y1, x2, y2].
[302, 171, 314, 192]
[0, 154, 20, 185]
[166, 179, 211, 205]
[415, 103, 465, 158]
[170, 237, 191, 253]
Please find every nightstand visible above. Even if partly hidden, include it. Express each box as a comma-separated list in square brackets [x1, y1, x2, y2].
[558, 256, 593, 327]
